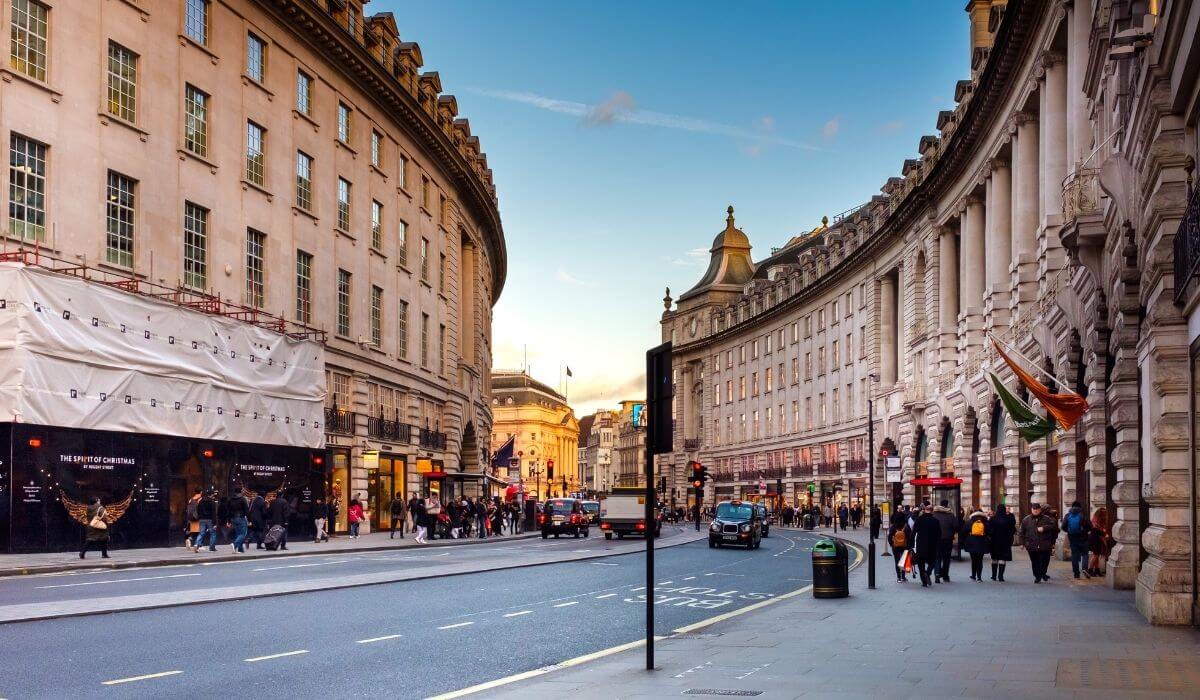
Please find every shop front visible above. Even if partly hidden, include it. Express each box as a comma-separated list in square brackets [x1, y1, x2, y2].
[0, 423, 325, 553]
[364, 452, 406, 533]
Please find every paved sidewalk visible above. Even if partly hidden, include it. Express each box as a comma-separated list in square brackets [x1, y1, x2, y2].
[484, 527, 1200, 699]
[0, 528, 539, 577]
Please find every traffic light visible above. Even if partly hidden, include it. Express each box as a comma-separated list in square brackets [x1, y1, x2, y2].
[700, 464, 710, 485]
[689, 461, 703, 489]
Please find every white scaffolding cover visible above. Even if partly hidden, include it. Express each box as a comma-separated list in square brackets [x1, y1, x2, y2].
[0, 263, 326, 448]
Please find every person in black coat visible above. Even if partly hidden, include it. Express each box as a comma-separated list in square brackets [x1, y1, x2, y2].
[869, 505, 883, 541]
[248, 494, 268, 549]
[962, 510, 990, 581]
[911, 504, 942, 587]
[988, 504, 1016, 581]
[267, 492, 291, 550]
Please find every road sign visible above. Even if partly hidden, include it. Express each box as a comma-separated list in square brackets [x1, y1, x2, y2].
[885, 456, 902, 483]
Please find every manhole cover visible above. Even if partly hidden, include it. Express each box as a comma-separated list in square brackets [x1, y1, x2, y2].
[1057, 659, 1200, 691]
[682, 691, 762, 697]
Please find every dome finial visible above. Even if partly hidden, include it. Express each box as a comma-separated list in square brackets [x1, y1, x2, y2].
[726, 205, 735, 227]
[822, 215, 829, 227]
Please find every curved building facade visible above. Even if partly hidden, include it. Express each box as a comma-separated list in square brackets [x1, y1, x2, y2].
[0, 0, 505, 543]
[661, 0, 1200, 624]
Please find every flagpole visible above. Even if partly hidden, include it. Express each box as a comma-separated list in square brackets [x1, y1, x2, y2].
[987, 332, 1079, 395]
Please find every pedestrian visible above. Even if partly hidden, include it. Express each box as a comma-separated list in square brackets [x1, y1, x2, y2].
[184, 489, 201, 548]
[347, 497, 364, 538]
[476, 496, 489, 539]
[193, 489, 219, 553]
[870, 504, 882, 541]
[1061, 500, 1092, 579]
[248, 493, 268, 548]
[962, 509, 989, 581]
[987, 504, 1015, 581]
[414, 495, 430, 544]
[1087, 507, 1109, 577]
[838, 504, 849, 530]
[79, 497, 111, 559]
[447, 497, 463, 539]
[1019, 502, 1059, 583]
[822, 503, 832, 528]
[226, 490, 249, 553]
[267, 491, 292, 550]
[932, 499, 956, 583]
[888, 515, 911, 582]
[426, 494, 443, 540]
[912, 504, 941, 587]
[313, 497, 328, 543]
[327, 492, 341, 539]
[390, 491, 407, 539]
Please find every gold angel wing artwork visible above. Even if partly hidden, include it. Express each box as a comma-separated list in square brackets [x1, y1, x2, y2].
[59, 489, 136, 524]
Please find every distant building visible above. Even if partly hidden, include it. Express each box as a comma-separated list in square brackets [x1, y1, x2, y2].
[613, 400, 646, 487]
[490, 371, 579, 498]
[577, 409, 618, 494]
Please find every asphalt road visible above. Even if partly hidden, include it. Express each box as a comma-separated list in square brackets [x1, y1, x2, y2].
[0, 530, 829, 699]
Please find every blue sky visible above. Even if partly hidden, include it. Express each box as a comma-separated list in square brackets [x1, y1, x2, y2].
[378, 1, 969, 416]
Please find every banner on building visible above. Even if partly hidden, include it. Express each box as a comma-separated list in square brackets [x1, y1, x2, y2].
[992, 339, 1089, 432]
[989, 372, 1056, 442]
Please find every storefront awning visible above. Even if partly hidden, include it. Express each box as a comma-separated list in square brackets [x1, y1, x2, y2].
[909, 477, 962, 486]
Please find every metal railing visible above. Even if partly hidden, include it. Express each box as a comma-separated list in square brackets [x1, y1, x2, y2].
[683, 438, 702, 451]
[325, 406, 355, 435]
[1062, 166, 1104, 222]
[367, 414, 410, 442]
[419, 428, 447, 450]
[817, 461, 840, 476]
[845, 459, 869, 475]
[1174, 186, 1200, 303]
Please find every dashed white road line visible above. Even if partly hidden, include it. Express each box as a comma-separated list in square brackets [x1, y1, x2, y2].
[356, 634, 403, 644]
[503, 610, 532, 618]
[36, 573, 200, 589]
[594, 593, 617, 599]
[101, 670, 182, 685]
[245, 650, 308, 662]
[251, 560, 351, 572]
[590, 562, 618, 566]
[657, 580, 673, 585]
[629, 586, 645, 591]
[552, 601, 579, 608]
[682, 576, 696, 581]
[438, 622, 474, 630]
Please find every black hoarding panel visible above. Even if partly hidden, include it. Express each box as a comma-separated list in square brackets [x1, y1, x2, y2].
[0, 423, 10, 552]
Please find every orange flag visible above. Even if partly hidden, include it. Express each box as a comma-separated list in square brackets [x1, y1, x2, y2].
[993, 340, 1090, 432]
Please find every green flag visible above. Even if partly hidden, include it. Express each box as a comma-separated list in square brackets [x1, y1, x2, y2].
[990, 372, 1057, 442]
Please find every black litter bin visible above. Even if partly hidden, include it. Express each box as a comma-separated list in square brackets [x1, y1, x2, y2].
[803, 513, 815, 530]
[811, 538, 849, 598]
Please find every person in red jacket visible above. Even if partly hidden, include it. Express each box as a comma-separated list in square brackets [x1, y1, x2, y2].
[347, 497, 365, 539]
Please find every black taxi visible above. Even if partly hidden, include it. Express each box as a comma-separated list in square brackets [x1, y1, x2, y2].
[708, 500, 763, 549]
[538, 498, 590, 539]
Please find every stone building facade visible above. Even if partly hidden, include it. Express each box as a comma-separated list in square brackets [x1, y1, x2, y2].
[577, 408, 618, 494]
[489, 371, 579, 499]
[1, 0, 505, 533]
[660, 0, 1200, 625]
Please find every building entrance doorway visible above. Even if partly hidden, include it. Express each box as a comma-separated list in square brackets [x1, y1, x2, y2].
[368, 455, 405, 532]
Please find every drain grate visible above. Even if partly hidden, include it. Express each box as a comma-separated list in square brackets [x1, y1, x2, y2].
[1057, 659, 1200, 691]
[682, 690, 762, 697]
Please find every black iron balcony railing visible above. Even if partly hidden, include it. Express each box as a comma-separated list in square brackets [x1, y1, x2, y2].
[683, 438, 702, 451]
[368, 414, 410, 443]
[846, 459, 869, 474]
[419, 428, 447, 450]
[325, 406, 356, 435]
[817, 461, 840, 476]
[1174, 186, 1200, 304]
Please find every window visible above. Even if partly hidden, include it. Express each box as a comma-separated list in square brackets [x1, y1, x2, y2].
[245, 121, 265, 186]
[791, 357, 799, 384]
[751, 339, 759, 359]
[713, 383, 719, 408]
[337, 177, 350, 230]
[818, 346, 826, 375]
[439, 324, 445, 373]
[819, 393, 826, 426]
[245, 229, 265, 308]
[420, 312, 429, 366]
[765, 367, 773, 392]
[370, 285, 383, 346]
[845, 292, 853, 317]
[329, 372, 350, 409]
[105, 172, 135, 267]
[336, 269, 351, 336]
[337, 103, 351, 143]
[107, 42, 137, 122]
[183, 84, 208, 157]
[804, 315, 812, 337]
[739, 345, 745, 363]
[295, 151, 312, 210]
[859, 325, 868, 359]
[779, 328, 785, 348]
[420, 176, 430, 210]
[296, 71, 312, 116]
[765, 334, 773, 354]
[846, 333, 853, 365]
[370, 130, 381, 168]
[738, 376, 746, 400]
[792, 322, 799, 343]
[805, 398, 812, 430]
[397, 219, 408, 266]
[752, 411, 760, 440]
[805, 352, 812, 379]
[439, 253, 446, 293]
[832, 299, 839, 320]
[246, 33, 265, 82]
[183, 201, 208, 288]
[859, 282, 867, 308]
[725, 380, 732, 404]
[726, 416, 733, 443]
[295, 250, 312, 323]
[184, 0, 209, 46]
[371, 200, 383, 249]
[739, 414, 746, 441]
[397, 300, 409, 358]
[817, 308, 825, 330]
[725, 350, 733, 368]
[765, 408, 772, 438]
[832, 339, 840, 367]
[399, 155, 408, 190]
[10, 0, 47, 82]
[420, 237, 429, 281]
[792, 401, 799, 433]
[832, 388, 840, 423]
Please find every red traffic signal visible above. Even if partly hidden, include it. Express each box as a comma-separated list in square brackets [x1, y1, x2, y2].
[689, 461, 706, 488]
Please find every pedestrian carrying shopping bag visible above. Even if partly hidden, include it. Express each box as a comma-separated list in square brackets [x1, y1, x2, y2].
[900, 549, 913, 573]
[263, 525, 285, 551]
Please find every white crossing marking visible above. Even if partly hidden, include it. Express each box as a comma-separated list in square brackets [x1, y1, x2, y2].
[245, 650, 308, 662]
[630, 586, 645, 591]
[355, 634, 403, 644]
[101, 671, 182, 685]
[503, 610, 532, 618]
[553, 601, 579, 608]
[657, 580, 673, 585]
[590, 562, 618, 566]
[36, 573, 200, 589]
[595, 593, 617, 599]
[438, 622, 474, 630]
[682, 576, 696, 581]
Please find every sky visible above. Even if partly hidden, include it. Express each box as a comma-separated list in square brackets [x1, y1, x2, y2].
[377, 1, 970, 417]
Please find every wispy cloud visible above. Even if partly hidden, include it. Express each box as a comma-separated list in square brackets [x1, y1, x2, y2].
[555, 267, 590, 286]
[468, 87, 820, 152]
[666, 246, 710, 267]
[822, 117, 840, 140]
[875, 120, 905, 135]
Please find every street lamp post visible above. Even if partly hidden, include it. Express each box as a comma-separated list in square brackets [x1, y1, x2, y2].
[867, 372, 878, 590]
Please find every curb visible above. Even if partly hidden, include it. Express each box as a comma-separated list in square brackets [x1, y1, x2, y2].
[0, 532, 545, 578]
[0, 528, 706, 624]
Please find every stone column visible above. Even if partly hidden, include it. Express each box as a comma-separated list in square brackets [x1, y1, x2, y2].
[1010, 112, 1039, 319]
[1067, 1, 1092, 165]
[960, 194, 986, 352]
[986, 157, 1012, 330]
[938, 227, 959, 373]
[879, 274, 897, 386]
[1038, 50, 1068, 279]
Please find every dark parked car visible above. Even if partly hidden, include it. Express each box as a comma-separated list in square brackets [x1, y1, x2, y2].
[539, 498, 590, 538]
[580, 500, 601, 525]
[708, 500, 762, 549]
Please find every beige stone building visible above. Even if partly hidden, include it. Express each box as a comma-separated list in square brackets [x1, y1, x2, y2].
[490, 371, 579, 499]
[614, 400, 647, 487]
[576, 408, 618, 494]
[661, 0, 1200, 625]
[2, 0, 505, 533]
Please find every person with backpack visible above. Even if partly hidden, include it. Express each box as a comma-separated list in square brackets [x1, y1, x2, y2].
[1019, 503, 1059, 583]
[962, 509, 990, 581]
[1061, 501, 1092, 579]
[988, 504, 1016, 581]
[888, 514, 911, 582]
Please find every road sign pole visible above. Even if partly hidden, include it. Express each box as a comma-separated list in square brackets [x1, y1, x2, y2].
[644, 341, 672, 672]
[867, 393, 876, 590]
